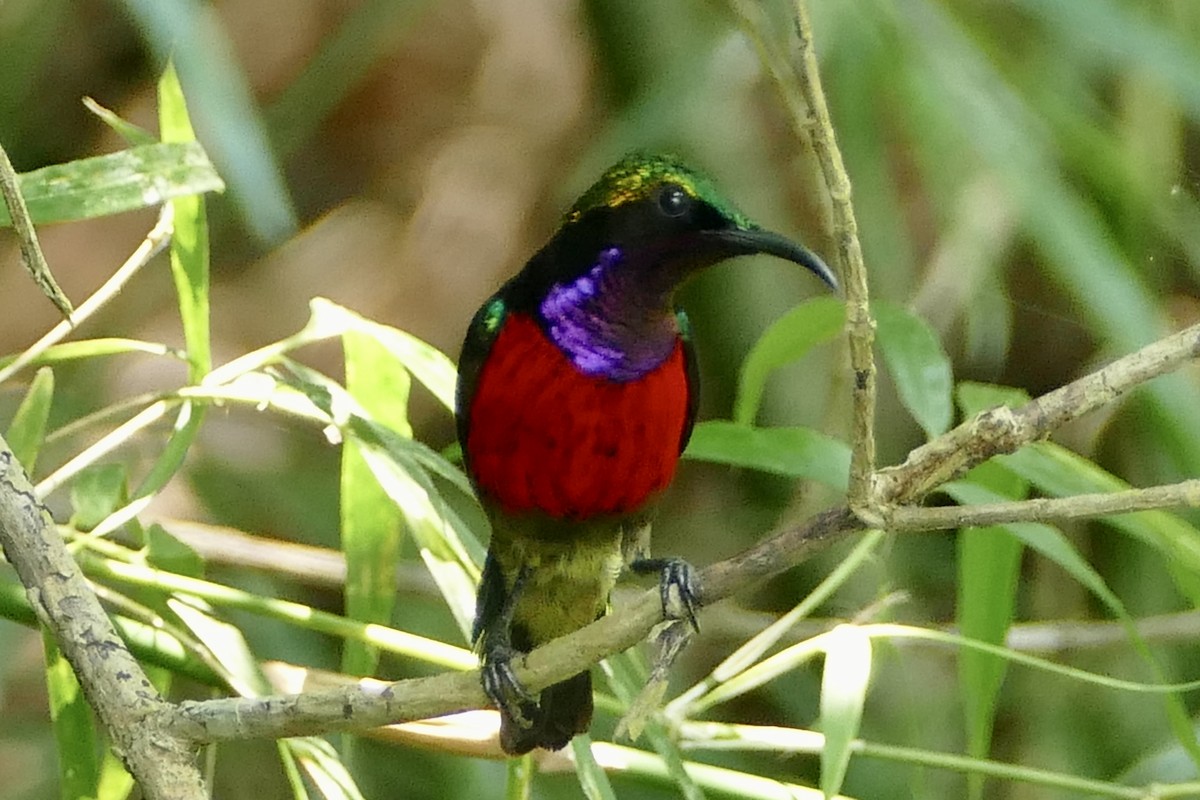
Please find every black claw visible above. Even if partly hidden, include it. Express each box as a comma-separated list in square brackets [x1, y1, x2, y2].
[631, 557, 701, 632]
[478, 565, 541, 733]
[482, 649, 539, 731]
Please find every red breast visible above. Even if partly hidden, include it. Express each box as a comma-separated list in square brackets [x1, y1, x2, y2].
[466, 312, 690, 520]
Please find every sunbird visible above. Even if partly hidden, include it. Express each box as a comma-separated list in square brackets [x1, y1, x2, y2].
[456, 153, 837, 754]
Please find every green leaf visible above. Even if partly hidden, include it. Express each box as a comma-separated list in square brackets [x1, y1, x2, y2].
[69, 464, 128, 532]
[5, 366, 54, 471]
[145, 524, 204, 579]
[168, 595, 272, 698]
[1000, 443, 1200, 603]
[120, 0, 297, 244]
[571, 736, 619, 800]
[82, 96, 156, 146]
[310, 299, 459, 412]
[955, 381, 1031, 418]
[159, 61, 212, 381]
[504, 755, 534, 800]
[0, 339, 177, 371]
[819, 625, 871, 799]
[734, 296, 844, 425]
[683, 421, 850, 491]
[953, 460, 1027, 800]
[95, 749, 135, 800]
[0, 142, 223, 226]
[874, 302, 953, 438]
[354, 438, 481, 640]
[603, 653, 705, 800]
[944, 479, 1200, 769]
[341, 328, 411, 677]
[284, 737, 367, 800]
[43, 633, 101, 800]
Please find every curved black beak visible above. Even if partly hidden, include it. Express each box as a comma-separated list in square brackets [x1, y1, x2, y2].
[708, 227, 839, 292]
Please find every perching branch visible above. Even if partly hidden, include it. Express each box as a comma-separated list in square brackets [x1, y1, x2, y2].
[156, 293, 1200, 746]
[0, 437, 206, 799]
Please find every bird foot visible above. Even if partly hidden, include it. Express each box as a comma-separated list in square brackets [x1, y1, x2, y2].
[482, 646, 540, 732]
[631, 556, 701, 632]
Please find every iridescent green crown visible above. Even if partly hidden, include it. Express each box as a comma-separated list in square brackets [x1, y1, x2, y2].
[565, 152, 753, 229]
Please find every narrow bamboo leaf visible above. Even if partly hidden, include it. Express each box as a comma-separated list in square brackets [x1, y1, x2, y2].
[95, 749, 135, 800]
[43, 633, 101, 800]
[82, 97, 156, 146]
[0, 142, 223, 225]
[69, 464, 128, 531]
[273, 357, 476, 502]
[819, 625, 871, 800]
[0, 338, 177, 370]
[159, 61, 212, 381]
[168, 596, 271, 698]
[120, 0, 297, 244]
[944, 480, 1200, 767]
[954, 461, 1026, 800]
[874, 302, 953, 438]
[571, 736, 619, 800]
[603, 653, 706, 800]
[1000, 442, 1200, 601]
[278, 741, 312, 800]
[734, 296, 844, 425]
[684, 421, 850, 490]
[341, 328, 411, 677]
[5, 366, 54, 471]
[285, 737, 367, 800]
[354, 440, 480, 640]
[107, 64, 214, 526]
[310, 299, 458, 412]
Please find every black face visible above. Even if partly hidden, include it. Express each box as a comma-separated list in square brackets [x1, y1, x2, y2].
[507, 180, 836, 313]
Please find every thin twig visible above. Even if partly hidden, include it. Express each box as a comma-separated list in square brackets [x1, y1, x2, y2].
[0, 203, 173, 386]
[888, 479, 1200, 531]
[0, 140, 73, 317]
[789, 1, 877, 511]
[873, 320, 1200, 509]
[729, 0, 877, 509]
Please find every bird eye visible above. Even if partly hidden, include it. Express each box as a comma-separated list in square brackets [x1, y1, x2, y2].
[657, 185, 691, 218]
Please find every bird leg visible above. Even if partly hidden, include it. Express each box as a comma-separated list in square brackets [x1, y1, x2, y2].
[630, 557, 701, 632]
[480, 565, 539, 732]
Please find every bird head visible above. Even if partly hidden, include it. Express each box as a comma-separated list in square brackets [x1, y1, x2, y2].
[543, 152, 839, 300]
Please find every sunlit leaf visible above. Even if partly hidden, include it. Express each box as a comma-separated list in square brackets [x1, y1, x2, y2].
[0, 142, 223, 226]
[341, 327, 410, 677]
[819, 625, 871, 799]
[5, 366, 54, 471]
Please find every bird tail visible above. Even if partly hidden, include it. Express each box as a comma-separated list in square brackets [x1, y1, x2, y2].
[500, 671, 593, 755]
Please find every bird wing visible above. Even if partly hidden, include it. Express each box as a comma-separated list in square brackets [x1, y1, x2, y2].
[455, 294, 508, 465]
[676, 309, 700, 454]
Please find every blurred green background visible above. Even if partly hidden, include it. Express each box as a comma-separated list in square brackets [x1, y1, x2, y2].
[2, 0, 1200, 798]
